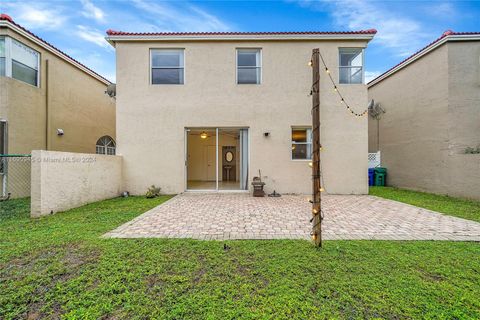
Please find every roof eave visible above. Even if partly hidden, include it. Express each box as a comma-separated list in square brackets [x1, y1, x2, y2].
[105, 33, 375, 45]
[368, 34, 480, 88]
[0, 19, 111, 85]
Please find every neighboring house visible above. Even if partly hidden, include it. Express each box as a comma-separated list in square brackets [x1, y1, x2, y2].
[0, 14, 116, 197]
[106, 29, 376, 194]
[368, 31, 480, 200]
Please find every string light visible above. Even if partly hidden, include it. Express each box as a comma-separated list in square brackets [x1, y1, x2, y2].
[318, 52, 368, 118]
[319, 187, 324, 192]
[312, 208, 318, 214]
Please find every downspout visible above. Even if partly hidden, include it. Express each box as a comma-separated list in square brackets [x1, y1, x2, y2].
[45, 59, 49, 150]
[376, 118, 380, 151]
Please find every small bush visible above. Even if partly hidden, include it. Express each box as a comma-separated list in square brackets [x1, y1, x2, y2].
[465, 145, 480, 154]
[145, 185, 161, 198]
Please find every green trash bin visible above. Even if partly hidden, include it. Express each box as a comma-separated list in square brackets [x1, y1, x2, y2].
[374, 167, 387, 186]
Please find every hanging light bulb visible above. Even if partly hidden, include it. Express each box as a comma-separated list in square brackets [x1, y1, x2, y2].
[319, 187, 324, 192]
[308, 161, 313, 168]
[312, 208, 318, 214]
[308, 60, 313, 66]
[200, 132, 208, 139]
[334, 86, 338, 92]
[325, 68, 330, 74]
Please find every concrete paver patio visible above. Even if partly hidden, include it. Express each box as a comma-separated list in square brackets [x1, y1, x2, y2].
[105, 193, 480, 241]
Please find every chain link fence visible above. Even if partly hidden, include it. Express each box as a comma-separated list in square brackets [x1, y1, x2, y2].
[0, 155, 31, 200]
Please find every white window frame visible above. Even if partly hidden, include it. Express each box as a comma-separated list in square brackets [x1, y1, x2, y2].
[150, 48, 185, 85]
[236, 48, 262, 85]
[339, 47, 364, 85]
[291, 127, 312, 161]
[0, 37, 41, 87]
[96, 136, 116, 155]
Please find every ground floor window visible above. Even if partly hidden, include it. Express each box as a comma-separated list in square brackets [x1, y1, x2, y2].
[291, 127, 312, 160]
[96, 136, 116, 155]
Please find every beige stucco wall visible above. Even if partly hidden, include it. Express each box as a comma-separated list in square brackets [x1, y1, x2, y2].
[116, 40, 370, 195]
[30, 150, 122, 217]
[0, 27, 116, 155]
[368, 41, 480, 200]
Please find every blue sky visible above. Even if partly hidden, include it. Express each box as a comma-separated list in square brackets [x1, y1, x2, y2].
[2, 0, 479, 82]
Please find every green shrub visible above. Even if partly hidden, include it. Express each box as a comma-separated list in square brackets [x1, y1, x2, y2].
[145, 185, 161, 198]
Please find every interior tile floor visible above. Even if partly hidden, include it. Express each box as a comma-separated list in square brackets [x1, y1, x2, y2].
[187, 180, 242, 190]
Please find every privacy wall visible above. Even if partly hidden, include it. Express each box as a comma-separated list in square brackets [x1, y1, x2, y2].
[30, 150, 122, 217]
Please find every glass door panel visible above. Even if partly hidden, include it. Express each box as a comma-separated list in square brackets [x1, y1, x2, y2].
[186, 129, 217, 190]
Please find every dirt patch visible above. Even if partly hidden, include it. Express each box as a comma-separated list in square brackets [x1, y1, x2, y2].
[2, 243, 101, 319]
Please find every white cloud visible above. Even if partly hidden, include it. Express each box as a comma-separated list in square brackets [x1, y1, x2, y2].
[76, 25, 111, 49]
[131, 0, 231, 32]
[3, 3, 67, 30]
[300, 0, 434, 57]
[365, 71, 382, 83]
[426, 2, 456, 18]
[80, 0, 105, 23]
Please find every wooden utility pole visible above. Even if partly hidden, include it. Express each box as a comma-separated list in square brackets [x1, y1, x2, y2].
[311, 48, 322, 247]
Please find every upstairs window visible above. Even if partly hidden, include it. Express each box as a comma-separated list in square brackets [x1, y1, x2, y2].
[151, 49, 184, 84]
[96, 136, 116, 155]
[237, 49, 261, 84]
[291, 127, 312, 160]
[0, 37, 40, 87]
[339, 48, 363, 84]
[11, 39, 40, 86]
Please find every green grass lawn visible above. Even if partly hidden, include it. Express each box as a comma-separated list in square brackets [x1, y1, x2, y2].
[1, 196, 479, 319]
[370, 186, 480, 223]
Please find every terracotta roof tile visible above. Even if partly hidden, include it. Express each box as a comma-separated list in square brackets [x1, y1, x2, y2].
[106, 29, 378, 36]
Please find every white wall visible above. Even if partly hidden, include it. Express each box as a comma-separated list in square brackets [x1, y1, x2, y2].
[30, 150, 122, 217]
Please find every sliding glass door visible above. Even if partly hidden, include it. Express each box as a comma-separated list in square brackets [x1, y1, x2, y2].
[186, 128, 248, 191]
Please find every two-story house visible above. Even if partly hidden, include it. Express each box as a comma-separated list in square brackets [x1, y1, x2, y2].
[368, 31, 480, 200]
[0, 14, 116, 198]
[106, 29, 376, 194]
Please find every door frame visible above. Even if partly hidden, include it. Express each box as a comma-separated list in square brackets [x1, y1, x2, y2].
[184, 127, 249, 192]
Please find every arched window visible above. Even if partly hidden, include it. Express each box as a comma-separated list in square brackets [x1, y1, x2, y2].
[96, 136, 116, 155]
